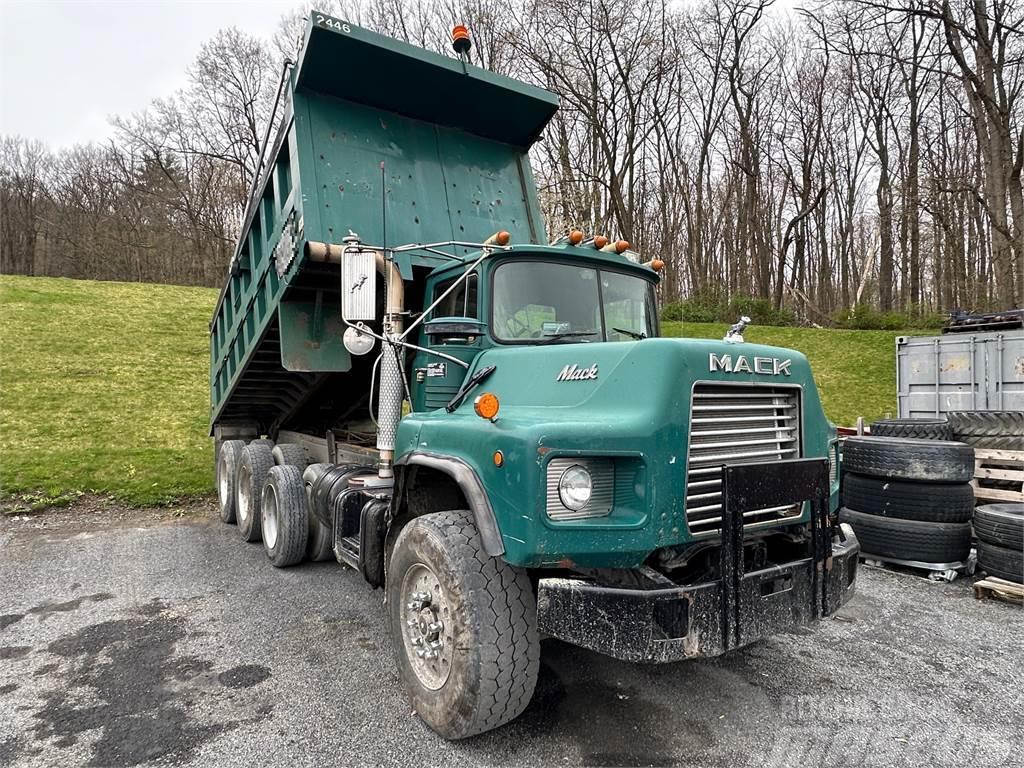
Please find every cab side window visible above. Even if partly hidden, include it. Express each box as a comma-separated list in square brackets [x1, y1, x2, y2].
[430, 273, 478, 319]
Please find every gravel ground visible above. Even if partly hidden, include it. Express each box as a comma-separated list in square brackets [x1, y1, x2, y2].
[0, 503, 1020, 768]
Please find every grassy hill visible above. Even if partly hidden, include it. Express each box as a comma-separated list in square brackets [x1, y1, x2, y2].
[1, 276, 217, 506]
[1, 275, 906, 506]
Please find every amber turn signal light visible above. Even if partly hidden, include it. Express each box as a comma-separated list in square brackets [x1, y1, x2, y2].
[474, 392, 500, 420]
[493, 450, 504, 467]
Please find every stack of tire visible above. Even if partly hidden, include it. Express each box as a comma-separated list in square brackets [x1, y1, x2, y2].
[972, 504, 1024, 583]
[839, 419, 975, 565]
[946, 411, 1024, 583]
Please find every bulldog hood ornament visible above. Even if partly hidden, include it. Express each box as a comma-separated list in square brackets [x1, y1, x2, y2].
[723, 315, 751, 344]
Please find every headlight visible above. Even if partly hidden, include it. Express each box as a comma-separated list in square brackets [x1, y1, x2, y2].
[558, 465, 592, 510]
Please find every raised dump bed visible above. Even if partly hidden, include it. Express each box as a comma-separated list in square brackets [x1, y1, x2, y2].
[209, 16, 557, 441]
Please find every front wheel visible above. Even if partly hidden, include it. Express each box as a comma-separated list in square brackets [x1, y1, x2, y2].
[387, 510, 539, 739]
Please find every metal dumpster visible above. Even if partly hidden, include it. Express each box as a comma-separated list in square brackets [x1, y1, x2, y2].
[896, 331, 1024, 417]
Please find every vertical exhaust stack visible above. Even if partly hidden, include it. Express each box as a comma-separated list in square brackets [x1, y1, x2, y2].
[375, 251, 405, 479]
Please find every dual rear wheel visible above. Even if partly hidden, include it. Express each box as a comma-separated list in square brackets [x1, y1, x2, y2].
[216, 438, 310, 567]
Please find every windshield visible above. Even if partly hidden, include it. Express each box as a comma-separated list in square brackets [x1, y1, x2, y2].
[492, 261, 656, 342]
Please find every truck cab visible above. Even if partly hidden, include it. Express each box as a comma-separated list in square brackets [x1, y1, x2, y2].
[210, 13, 858, 741]
[410, 245, 658, 412]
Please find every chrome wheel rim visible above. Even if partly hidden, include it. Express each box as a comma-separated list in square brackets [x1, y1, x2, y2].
[400, 563, 453, 690]
[218, 456, 230, 509]
[262, 485, 279, 550]
[237, 464, 252, 524]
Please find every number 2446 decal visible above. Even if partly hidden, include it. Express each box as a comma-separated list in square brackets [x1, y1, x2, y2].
[316, 15, 351, 33]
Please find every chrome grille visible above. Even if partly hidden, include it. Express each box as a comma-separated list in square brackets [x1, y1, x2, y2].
[546, 458, 614, 521]
[684, 384, 801, 534]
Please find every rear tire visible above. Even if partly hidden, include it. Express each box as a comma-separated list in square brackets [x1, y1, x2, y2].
[839, 507, 971, 563]
[870, 418, 952, 441]
[236, 443, 274, 543]
[216, 440, 245, 524]
[272, 443, 307, 469]
[387, 510, 539, 739]
[261, 465, 310, 567]
[303, 463, 335, 562]
[841, 473, 974, 523]
[977, 540, 1024, 583]
[841, 436, 974, 483]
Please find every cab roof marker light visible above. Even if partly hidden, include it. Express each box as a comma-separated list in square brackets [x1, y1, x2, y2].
[549, 230, 585, 247]
[643, 258, 665, 272]
[484, 230, 511, 247]
[600, 239, 630, 254]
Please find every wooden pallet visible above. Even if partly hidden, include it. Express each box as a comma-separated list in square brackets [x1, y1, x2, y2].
[971, 448, 1024, 503]
[973, 576, 1024, 604]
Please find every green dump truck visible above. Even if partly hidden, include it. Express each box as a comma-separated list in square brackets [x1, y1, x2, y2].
[210, 14, 859, 739]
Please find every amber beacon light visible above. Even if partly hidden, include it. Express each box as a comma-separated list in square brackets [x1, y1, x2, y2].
[452, 25, 472, 55]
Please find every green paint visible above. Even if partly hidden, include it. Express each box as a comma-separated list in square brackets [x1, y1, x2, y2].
[278, 299, 351, 372]
[400, 256, 838, 566]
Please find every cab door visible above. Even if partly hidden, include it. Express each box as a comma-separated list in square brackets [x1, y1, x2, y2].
[410, 273, 482, 412]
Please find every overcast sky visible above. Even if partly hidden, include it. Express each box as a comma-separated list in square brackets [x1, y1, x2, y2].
[0, 0, 289, 149]
[1, 0, 801, 150]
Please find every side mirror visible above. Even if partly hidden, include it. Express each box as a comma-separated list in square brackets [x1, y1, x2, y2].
[342, 249, 377, 322]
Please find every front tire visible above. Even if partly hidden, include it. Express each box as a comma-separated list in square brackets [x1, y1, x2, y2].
[387, 510, 539, 739]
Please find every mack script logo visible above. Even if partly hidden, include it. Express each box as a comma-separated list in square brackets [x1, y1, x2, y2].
[709, 353, 792, 376]
[556, 363, 599, 382]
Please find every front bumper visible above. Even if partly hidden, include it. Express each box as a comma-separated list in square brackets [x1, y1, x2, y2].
[536, 531, 859, 662]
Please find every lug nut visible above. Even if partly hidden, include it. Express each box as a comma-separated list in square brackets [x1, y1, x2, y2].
[411, 637, 423, 646]
[428, 621, 443, 634]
